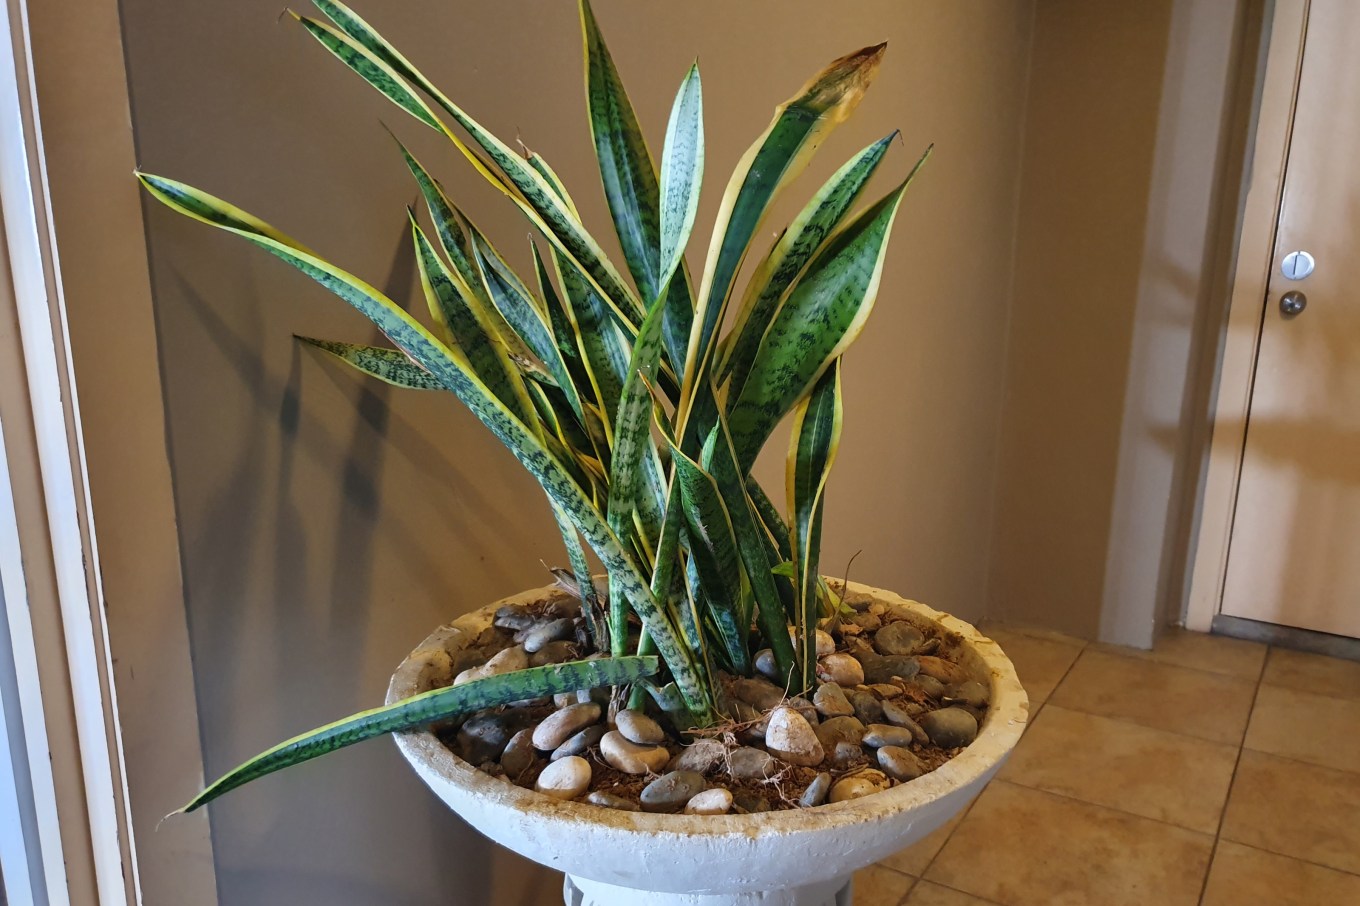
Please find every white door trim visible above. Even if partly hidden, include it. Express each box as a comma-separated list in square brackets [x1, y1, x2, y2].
[1184, 0, 1311, 631]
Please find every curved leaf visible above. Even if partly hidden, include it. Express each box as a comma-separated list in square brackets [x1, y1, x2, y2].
[786, 359, 843, 689]
[296, 336, 443, 390]
[180, 656, 660, 812]
[727, 173, 915, 470]
[679, 43, 886, 429]
[720, 133, 898, 397]
[659, 62, 704, 289]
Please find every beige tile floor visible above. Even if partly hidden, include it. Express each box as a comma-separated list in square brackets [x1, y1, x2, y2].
[852, 626, 1360, 905]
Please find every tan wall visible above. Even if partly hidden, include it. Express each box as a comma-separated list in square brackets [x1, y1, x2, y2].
[989, 0, 1253, 643]
[118, 1, 1034, 902]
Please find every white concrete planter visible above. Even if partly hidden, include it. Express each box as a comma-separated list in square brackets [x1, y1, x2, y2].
[387, 581, 1028, 906]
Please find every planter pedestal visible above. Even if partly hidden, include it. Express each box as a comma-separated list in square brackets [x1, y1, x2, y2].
[390, 581, 1027, 905]
[564, 874, 850, 906]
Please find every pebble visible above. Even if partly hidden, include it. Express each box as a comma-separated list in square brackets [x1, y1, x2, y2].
[910, 676, 947, 699]
[683, 788, 734, 815]
[585, 791, 640, 811]
[800, 772, 832, 807]
[915, 656, 970, 685]
[493, 604, 536, 631]
[730, 677, 788, 711]
[921, 708, 979, 748]
[847, 690, 884, 725]
[830, 741, 868, 767]
[732, 700, 769, 744]
[945, 680, 990, 709]
[764, 707, 825, 767]
[815, 715, 867, 749]
[458, 713, 515, 763]
[789, 627, 836, 658]
[847, 611, 882, 632]
[616, 709, 666, 745]
[551, 725, 607, 760]
[727, 746, 779, 780]
[786, 697, 820, 727]
[880, 701, 930, 745]
[874, 621, 925, 656]
[532, 703, 602, 751]
[523, 618, 575, 654]
[861, 655, 921, 685]
[534, 755, 591, 800]
[829, 770, 891, 803]
[817, 653, 865, 686]
[878, 745, 927, 782]
[600, 730, 670, 775]
[670, 738, 726, 773]
[453, 645, 529, 685]
[862, 724, 916, 748]
[813, 683, 855, 718]
[754, 648, 781, 680]
[640, 770, 707, 813]
[530, 640, 577, 667]
[500, 728, 538, 778]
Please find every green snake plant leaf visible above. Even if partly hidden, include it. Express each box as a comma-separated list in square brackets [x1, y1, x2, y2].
[136, 171, 712, 718]
[551, 505, 609, 648]
[658, 62, 704, 290]
[577, 0, 660, 305]
[178, 656, 659, 813]
[410, 215, 537, 425]
[671, 435, 750, 674]
[727, 172, 916, 471]
[606, 287, 669, 560]
[787, 359, 844, 690]
[703, 407, 799, 683]
[746, 477, 793, 565]
[578, 0, 693, 377]
[307, 0, 645, 329]
[679, 43, 886, 429]
[719, 133, 899, 397]
[295, 336, 444, 390]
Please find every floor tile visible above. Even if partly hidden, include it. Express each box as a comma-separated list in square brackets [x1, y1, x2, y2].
[852, 865, 914, 906]
[905, 881, 996, 905]
[999, 705, 1237, 833]
[1244, 683, 1360, 774]
[1221, 750, 1360, 875]
[878, 809, 969, 877]
[980, 628, 1083, 708]
[1093, 627, 1266, 680]
[1202, 840, 1360, 906]
[926, 781, 1213, 906]
[1048, 649, 1256, 744]
[1262, 647, 1360, 701]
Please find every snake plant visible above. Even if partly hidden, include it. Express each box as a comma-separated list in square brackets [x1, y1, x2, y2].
[138, 0, 928, 813]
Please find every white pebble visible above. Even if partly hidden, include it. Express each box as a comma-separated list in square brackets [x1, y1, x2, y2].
[684, 788, 734, 815]
[534, 755, 591, 800]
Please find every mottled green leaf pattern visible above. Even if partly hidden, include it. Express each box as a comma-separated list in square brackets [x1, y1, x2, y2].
[296, 336, 443, 390]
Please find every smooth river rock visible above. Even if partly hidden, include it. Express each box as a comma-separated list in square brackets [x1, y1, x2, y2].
[765, 707, 825, 767]
[523, 618, 575, 654]
[800, 772, 832, 807]
[600, 730, 670, 775]
[671, 738, 726, 773]
[829, 770, 891, 803]
[615, 709, 666, 745]
[727, 746, 778, 780]
[640, 770, 706, 813]
[532, 702, 602, 751]
[683, 788, 734, 815]
[921, 707, 979, 748]
[585, 791, 641, 811]
[874, 621, 925, 656]
[862, 723, 916, 749]
[535, 755, 591, 800]
[813, 682, 855, 718]
[915, 656, 970, 685]
[878, 745, 926, 781]
[551, 725, 607, 761]
[817, 653, 865, 686]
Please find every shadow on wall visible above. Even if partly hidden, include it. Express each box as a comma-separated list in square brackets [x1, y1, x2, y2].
[163, 221, 561, 904]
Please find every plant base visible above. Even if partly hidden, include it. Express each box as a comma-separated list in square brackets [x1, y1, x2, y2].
[564, 874, 850, 906]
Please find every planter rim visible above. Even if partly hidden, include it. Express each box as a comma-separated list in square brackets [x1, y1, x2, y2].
[387, 579, 1029, 841]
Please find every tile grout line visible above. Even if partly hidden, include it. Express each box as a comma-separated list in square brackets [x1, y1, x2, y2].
[1218, 838, 1360, 882]
[990, 778, 1218, 840]
[1196, 642, 1272, 905]
[894, 641, 1087, 892]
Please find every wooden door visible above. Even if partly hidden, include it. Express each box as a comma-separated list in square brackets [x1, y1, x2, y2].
[1221, 0, 1360, 638]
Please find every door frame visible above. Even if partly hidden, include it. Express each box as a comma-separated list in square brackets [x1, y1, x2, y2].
[0, 0, 219, 900]
[1184, 0, 1311, 632]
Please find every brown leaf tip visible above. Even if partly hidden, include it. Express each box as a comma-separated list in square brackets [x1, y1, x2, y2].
[795, 42, 888, 117]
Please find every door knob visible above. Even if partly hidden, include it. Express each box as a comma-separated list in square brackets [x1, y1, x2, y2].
[1280, 291, 1308, 316]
